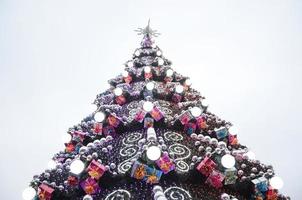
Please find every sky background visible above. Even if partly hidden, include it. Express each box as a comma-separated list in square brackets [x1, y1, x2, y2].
[0, 0, 302, 199]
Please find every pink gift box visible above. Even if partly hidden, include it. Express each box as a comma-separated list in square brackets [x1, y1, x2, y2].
[196, 157, 217, 176]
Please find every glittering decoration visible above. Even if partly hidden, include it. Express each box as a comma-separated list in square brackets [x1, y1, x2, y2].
[25, 22, 289, 200]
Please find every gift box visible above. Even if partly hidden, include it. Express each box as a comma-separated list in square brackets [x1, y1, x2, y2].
[123, 75, 132, 84]
[87, 160, 106, 180]
[80, 177, 100, 194]
[178, 111, 193, 125]
[266, 188, 278, 200]
[135, 110, 147, 123]
[229, 134, 238, 145]
[65, 143, 75, 153]
[164, 76, 173, 83]
[73, 131, 86, 142]
[38, 184, 54, 200]
[103, 126, 116, 137]
[206, 170, 225, 188]
[115, 95, 126, 105]
[184, 122, 196, 135]
[93, 122, 103, 135]
[196, 116, 207, 129]
[215, 127, 228, 139]
[144, 117, 154, 128]
[107, 115, 120, 128]
[196, 157, 217, 176]
[224, 168, 237, 185]
[150, 106, 164, 121]
[131, 161, 162, 184]
[252, 177, 268, 192]
[172, 93, 182, 103]
[144, 72, 153, 79]
[67, 176, 78, 186]
[155, 154, 175, 174]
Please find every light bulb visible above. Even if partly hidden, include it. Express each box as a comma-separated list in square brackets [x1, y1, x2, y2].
[166, 69, 173, 77]
[156, 51, 162, 56]
[190, 107, 202, 117]
[270, 176, 284, 190]
[175, 85, 184, 94]
[201, 98, 209, 107]
[158, 58, 164, 65]
[144, 66, 151, 73]
[147, 127, 157, 141]
[134, 50, 140, 56]
[122, 70, 129, 77]
[22, 187, 36, 200]
[127, 61, 134, 67]
[62, 133, 72, 143]
[228, 126, 238, 136]
[70, 159, 85, 175]
[94, 112, 105, 122]
[185, 79, 192, 86]
[143, 101, 154, 112]
[146, 82, 155, 91]
[146, 146, 161, 161]
[244, 151, 256, 160]
[47, 160, 57, 170]
[221, 154, 236, 168]
[114, 87, 123, 96]
[89, 103, 98, 112]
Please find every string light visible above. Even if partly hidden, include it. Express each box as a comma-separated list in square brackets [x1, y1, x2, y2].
[185, 79, 192, 86]
[144, 66, 151, 73]
[61, 133, 72, 143]
[166, 69, 173, 77]
[47, 160, 57, 170]
[94, 112, 105, 122]
[70, 159, 85, 175]
[228, 126, 238, 135]
[146, 82, 155, 91]
[22, 187, 36, 200]
[122, 70, 129, 77]
[127, 61, 134, 67]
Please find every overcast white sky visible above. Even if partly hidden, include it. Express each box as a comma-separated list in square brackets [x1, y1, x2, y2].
[0, 0, 302, 199]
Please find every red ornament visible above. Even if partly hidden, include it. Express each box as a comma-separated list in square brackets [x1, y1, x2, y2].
[67, 176, 78, 186]
[38, 184, 54, 200]
[93, 122, 103, 135]
[65, 143, 75, 153]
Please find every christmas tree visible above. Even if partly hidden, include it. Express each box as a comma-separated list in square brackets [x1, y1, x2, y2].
[23, 21, 289, 200]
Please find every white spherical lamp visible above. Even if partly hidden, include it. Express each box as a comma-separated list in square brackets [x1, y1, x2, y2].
[70, 159, 85, 175]
[22, 187, 36, 200]
[113, 87, 123, 96]
[94, 111, 105, 122]
[175, 85, 184, 94]
[47, 160, 57, 170]
[270, 176, 284, 190]
[144, 66, 151, 73]
[146, 146, 161, 161]
[221, 154, 236, 168]
[166, 69, 173, 77]
[143, 101, 154, 112]
[146, 82, 155, 91]
[190, 107, 202, 117]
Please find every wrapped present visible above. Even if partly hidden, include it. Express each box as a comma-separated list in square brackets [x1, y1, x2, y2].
[196, 116, 207, 129]
[135, 110, 147, 123]
[229, 134, 238, 145]
[266, 188, 278, 200]
[80, 177, 100, 195]
[131, 161, 162, 184]
[172, 93, 182, 103]
[184, 122, 196, 135]
[73, 130, 86, 142]
[164, 76, 173, 83]
[145, 166, 162, 184]
[144, 72, 153, 79]
[103, 126, 116, 137]
[67, 176, 78, 186]
[178, 110, 194, 125]
[144, 117, 154, 128]
[196, 157, 217, 176]
[150, 106, 164, 121]
[123, 75, 132, 84]
[215, 127, 228, 139]
[107, 115, 120, 128]
[252, 177, 268, 192]
[87, 160, 106, 180]
[38, 184, 54, 200]
[65, 143, 75, 153]
[131, 161, 147, 180]
[115, 95, 126, 105]
[93, 122, 103, 135]
[155, 154, 175, 174]
[224, 168, 237, 185]
[206, 170, 225, 188]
